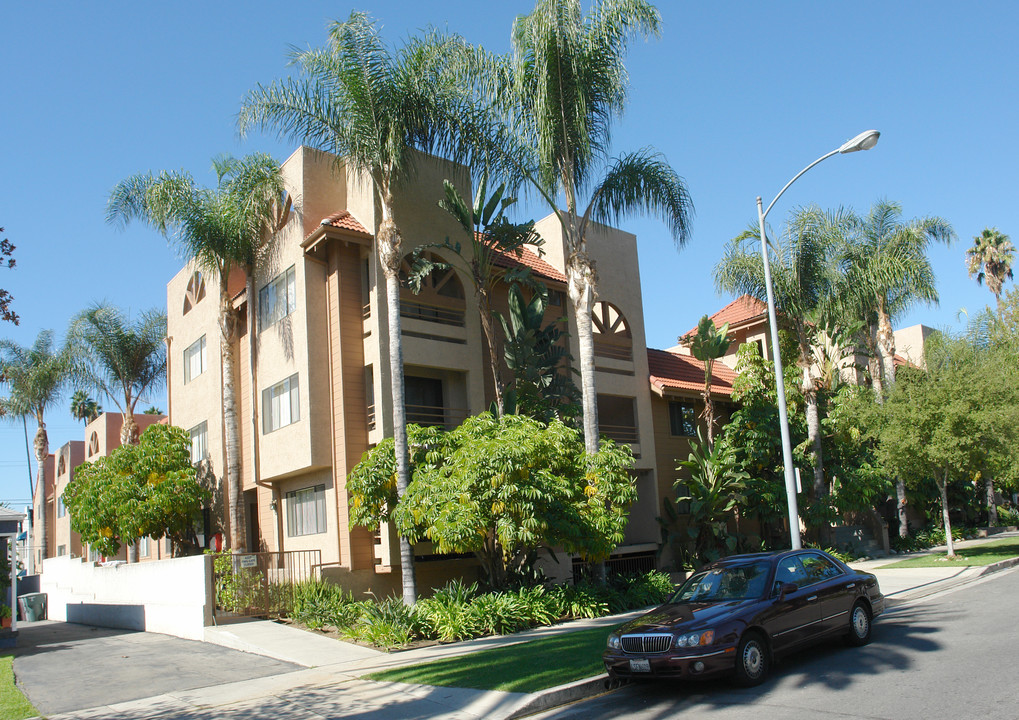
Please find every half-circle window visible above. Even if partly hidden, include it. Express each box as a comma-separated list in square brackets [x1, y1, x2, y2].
[88, 432, 99, 458]
[57, 454, 66, 476]
[183, 271, 206, 315]
[592, 301, 632, 361]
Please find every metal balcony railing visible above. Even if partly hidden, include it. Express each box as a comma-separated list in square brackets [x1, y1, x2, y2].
[400, 299, 465, 327]
[600, 423, 639, 444]
[406, 403, 468, 429]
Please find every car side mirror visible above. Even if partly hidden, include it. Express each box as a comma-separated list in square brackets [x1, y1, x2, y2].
[779, 582, 798, 599]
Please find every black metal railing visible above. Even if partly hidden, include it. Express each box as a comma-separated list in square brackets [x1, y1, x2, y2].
[213, 549, 321, 619]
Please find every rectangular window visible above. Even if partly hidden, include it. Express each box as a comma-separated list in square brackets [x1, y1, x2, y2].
[189, 421, 208, 464]
[183, 335, 207, 384]
[57, 494, 66, 518]
[669, 401, 697, 437]
[286, 485, 327, 537]
[137, 536, 150, 557]
[258, 266, 297, 331]
[57, 544, 67, 557]
[262, 374, 300, 434]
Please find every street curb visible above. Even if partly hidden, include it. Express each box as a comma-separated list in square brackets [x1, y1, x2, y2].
[503, 674, 616, 719]
[978, 556, 1019, 576]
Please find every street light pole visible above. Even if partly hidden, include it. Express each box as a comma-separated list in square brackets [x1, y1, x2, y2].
[758, 129, 879, 550]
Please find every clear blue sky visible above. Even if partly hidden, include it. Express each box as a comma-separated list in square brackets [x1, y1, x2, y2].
[2, 1, 1016, 506]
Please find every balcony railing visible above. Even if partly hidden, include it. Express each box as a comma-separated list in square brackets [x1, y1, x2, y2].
[600, 423, 639, 444]
[406, 404, 468, 429]
[362, 302, 371, 320]
[367, 403, 376, 432]
[400, 299, 465, 327]
[594, 340, 633, 361]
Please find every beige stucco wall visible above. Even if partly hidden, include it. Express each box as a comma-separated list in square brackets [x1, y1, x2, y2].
[52, 441, 85, 558]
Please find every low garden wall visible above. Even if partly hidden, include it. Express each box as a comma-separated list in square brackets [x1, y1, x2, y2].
[40, 554, 213, 640]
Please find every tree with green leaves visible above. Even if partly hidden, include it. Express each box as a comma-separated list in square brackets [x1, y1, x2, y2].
[0, 330, 71, 562]
[966, 227, 1015, 316]
[67, 303, 166, 447]
[682, 316, 730, 447]
[108, 152, 288, 554]
[238, 13, 506, 604]
[717, 206, 849, 528]
[475, 0, 693, 455]
[70, 390, 101, 426]
[0, 227, 16, 325]
[347, 413, 635, 589]
[63, 424, 212, 558]
[499, 284, 580, 423]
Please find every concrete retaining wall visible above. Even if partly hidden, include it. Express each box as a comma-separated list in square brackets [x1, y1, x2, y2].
[40, 554, 214, 640]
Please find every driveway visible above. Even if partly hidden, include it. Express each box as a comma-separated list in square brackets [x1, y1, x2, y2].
[12, 621, 301, 715]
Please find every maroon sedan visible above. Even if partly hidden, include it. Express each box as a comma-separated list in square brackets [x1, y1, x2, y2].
[603, 550, 885, 686]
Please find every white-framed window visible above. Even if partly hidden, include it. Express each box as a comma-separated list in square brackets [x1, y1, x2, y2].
[57, 544, 67, 557]
[286, 485, 326, 537]
[258, 266, 297, 331]
[189, 421, 209, 464]
[263, 374, 300, 433]
[57, 494, 66, 518]
[137, 536, 150, 557]
[183, 335, 207, 384]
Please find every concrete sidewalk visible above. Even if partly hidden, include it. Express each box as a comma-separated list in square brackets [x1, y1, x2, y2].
[29, 531, 1019, 720]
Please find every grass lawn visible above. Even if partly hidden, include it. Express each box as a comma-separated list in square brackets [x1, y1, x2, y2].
[367, 626, 610, 693]
[0, 654, 37, 720]
[880, 538, 1019, 569]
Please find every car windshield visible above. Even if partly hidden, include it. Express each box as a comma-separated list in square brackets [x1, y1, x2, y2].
[670, 561, 771, 602]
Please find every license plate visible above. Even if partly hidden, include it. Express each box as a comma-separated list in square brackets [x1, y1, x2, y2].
[629, 658, 651, 672]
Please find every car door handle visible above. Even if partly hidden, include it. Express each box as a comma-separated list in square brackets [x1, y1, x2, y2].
[845, 583, 856, 589]
[807, 595, 818, 602]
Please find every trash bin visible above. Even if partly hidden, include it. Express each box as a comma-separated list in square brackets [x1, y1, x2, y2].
[18, 593, 46, 622]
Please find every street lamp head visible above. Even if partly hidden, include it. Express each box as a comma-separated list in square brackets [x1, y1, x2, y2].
[838, 129, 880, 154]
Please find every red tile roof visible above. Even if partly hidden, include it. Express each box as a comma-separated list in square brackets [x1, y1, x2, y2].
[682, 294, 768, 340]
[647, 348, 737, 398]
[481, 233, 567, 283]
[314, 211, 372, 238]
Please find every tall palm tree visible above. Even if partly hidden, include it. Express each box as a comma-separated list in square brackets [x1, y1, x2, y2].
[841, 200, 953, 537]
[682, 316, 730, 447]
[487, 0, 693, 454]
[237, 13, 493, 605]
[107, 152, 288, 554]
[0, 330, 71, 564]
[716, 206, 847, 522]
[67, 303, 167, 446]
[844, 200, 953, 391]
[967, 227, 1015, 316]
[69, 390, 101, 426]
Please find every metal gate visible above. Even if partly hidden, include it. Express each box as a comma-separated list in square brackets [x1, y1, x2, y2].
[213, 550, 321, 619]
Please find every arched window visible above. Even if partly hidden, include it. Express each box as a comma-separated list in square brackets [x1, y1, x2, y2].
[88, 432, 99, 458]
[183, 271, 206, 315]
[399, 252, 466, 326]
[57, 453, 66, 476]
[592, 301, 632, 361]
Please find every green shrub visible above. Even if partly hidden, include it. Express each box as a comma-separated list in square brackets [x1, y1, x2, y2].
[467, 591, 532, 636]
[557, 583, 608, 619]
[344, 596, 419, 650]
[891, 525, 976, 553]
[997, 506, 1019, 526]
[417, 580, 481, 642]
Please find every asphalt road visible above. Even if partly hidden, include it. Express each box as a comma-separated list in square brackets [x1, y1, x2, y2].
[13, 621, 300, 715]
[534, 566, 1019, 720]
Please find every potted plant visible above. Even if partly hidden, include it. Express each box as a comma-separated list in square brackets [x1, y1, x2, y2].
[0, 604, 11, 629]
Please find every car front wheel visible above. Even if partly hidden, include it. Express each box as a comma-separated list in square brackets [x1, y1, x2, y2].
[734, 631, 769, 686]
[846, 601, 872, 646]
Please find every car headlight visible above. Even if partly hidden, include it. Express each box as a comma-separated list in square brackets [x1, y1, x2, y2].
[606, 634, 621, 650]
[674, 629, 715, 648]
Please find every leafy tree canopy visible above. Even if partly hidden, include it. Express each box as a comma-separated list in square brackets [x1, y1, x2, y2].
[0, 226, 16, 325]
[63, 424, 211, 557]
[347, 413, 635, 588]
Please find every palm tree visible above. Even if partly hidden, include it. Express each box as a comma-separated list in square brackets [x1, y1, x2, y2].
[67, 303, 167, 446]
[844, 200, 953, 391]
[966, 227, 1015, 316]
[840, 200, 953, 538]
[237, 13, 492, 604]
[716, 206, 847, 524]
[70, 390, 101, 426]
[107, 152, 288, 554]
[0, 330, 71, 564]
[485, 0, 693, 454]
[682, 316, 730, 447]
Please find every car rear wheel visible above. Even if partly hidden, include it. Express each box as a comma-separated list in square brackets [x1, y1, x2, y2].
[734, 631, 769, 686]
[845, 601, 872, 646]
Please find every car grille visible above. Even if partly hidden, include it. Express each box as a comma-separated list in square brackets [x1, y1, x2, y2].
[621, 634, 672, 654]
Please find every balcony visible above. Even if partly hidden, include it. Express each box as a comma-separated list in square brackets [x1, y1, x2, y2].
[405, 403, 468, 430]
[400, 298, 465, 327]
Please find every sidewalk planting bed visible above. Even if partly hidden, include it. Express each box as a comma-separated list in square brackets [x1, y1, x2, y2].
[367, 626, 609, 692]
[879, 537, 1019, 568]
[0, 655, 38, 720]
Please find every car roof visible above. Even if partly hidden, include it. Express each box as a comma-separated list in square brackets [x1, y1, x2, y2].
[703, 549, 838, 570]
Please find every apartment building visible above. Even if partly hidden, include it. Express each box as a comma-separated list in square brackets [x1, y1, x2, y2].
[166, 146, 679, 593]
